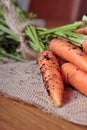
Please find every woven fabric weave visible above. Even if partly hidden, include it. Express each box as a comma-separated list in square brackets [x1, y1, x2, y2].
[0, 60, 87, 125]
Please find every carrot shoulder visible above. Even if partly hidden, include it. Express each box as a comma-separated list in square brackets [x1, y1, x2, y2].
[38, 50, 64, 107]
[82, 39, 87, 54]
[49, 38, 87, 73]
[76, 27, 87, 35]
[75, 27, 87, 54]
[61, 62, 87, 96]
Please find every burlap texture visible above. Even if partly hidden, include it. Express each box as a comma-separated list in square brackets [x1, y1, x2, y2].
[0, 60, 87, 125]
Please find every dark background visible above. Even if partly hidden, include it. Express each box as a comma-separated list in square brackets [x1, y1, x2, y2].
[29, 0, 87, 27]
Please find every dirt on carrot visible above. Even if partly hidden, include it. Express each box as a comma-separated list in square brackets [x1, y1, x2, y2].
[49, 38, 87, 73]
[38, 50, 64, 107]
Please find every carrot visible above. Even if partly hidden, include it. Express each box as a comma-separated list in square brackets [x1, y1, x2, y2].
[76, 27, 87, 35]
[22, 25, 64, 107]
[38, 50, 64, 107]
[61, 62, 87, 96]
[75, 15, 87, 35]
[49, 38, 87, 73]
[62, 31, 87, 54]
[82, 39, 87, 54]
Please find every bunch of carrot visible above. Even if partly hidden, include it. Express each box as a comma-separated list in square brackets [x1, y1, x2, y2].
[6, 20, 87, 107]
[49, 38, 87, 100]
[1, 0, 87, 107]
[38, 36, 87, 107]
[27, 25, 87, 107]
[36, 24, 87, 107]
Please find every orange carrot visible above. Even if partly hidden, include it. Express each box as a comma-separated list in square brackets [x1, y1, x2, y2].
[61, 62, 87, 96]
[66, 31, 87, 54]
[38, 50, 64, 107]
[81, 39, 87, 54]
[76, 26, 87, 35]
[61, 31, 87, 54]
[49, 38, 87, 73]
[72, 29, 87, 54]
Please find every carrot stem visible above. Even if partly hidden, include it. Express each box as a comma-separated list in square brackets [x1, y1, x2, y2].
[39, 21, 85, 35]
[0, 48, 26, 62]
[60, 31, 87, 47]
[0, 24, 19, 42]
[25, 25, 45, 52]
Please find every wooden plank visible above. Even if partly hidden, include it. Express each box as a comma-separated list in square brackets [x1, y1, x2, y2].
[0, 95, 87, 130]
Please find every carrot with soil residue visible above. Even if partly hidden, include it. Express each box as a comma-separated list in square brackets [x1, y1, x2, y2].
[61, 31, 87, 54]
[49, 38, 87, 73]
[61, 62, 87, 96]
[38, 50, 64, 107]
[76, 26, 87, 35]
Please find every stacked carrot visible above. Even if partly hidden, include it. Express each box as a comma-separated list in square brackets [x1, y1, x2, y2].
[25, 20, 87, 107]
[49, 38, 87, 99]
[38, 36, 87, 107]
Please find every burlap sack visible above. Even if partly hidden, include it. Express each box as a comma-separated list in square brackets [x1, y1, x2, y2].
[0, 60, 87, 126]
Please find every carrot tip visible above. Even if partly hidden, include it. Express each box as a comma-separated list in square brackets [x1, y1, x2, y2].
[53, 101, 62, 107]
[52, 91, 63, 107]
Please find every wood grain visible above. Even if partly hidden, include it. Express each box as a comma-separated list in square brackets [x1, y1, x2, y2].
[0, 95, 87, 130]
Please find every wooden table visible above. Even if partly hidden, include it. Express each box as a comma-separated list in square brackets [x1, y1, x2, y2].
[0, 95, 87, 130]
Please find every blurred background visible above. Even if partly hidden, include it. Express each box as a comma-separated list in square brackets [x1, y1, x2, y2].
[16, 0, 87, 27]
